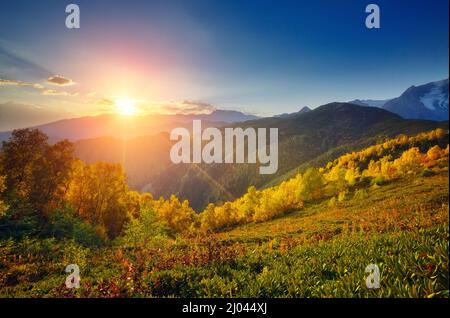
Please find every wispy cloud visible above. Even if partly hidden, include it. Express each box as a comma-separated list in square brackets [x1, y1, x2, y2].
[92, 96, 217, 115]
[42, 89, 78, 96]
[0, 78, 44, 90]
[47, 75, 74, 86]
[1, 77, 78, 97]
[95, 97, 115, 106]
[146, 100, 216, 115]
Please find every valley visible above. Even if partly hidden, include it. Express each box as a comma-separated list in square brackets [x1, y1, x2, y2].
[73, 103, 448, 210]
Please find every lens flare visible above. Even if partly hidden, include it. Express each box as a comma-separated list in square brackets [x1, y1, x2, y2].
[115, 98, 138, 116]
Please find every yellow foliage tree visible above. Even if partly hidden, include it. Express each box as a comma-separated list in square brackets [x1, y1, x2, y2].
[64, 161, 133, 238]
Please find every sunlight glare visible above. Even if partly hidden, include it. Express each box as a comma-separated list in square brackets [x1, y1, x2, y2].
[115, 98, 138, 116]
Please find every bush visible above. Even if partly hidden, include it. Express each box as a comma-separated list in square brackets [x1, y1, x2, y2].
[118, 208, 170, 248]
[0, 210, 42, 240]
[353, 189, 368, 200]
[328, 197, 337, 207]
[46, 208, 104, 247]
[421, 169, 436, 177]
[338, 191, 347, 202]
[371, 176, 386, 186]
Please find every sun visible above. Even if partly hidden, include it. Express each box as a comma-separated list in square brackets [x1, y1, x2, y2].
[115, 98, 138, 116]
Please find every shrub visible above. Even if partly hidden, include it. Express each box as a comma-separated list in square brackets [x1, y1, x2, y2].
[46, 208, 104, 247]
[421, 169, 436, 177]
[118, 208, 171, 249]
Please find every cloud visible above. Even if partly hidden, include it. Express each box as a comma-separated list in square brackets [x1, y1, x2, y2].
[90, 95, 217, 116]
[0, 78, 43, 90]
[46, 75, 74, 86]
[1, 77, 78, 97]
[96, 98, 115, 106]
[155, 100, 216, 115]
[42, 89, 78, 96]
[86, 91, 97, 97]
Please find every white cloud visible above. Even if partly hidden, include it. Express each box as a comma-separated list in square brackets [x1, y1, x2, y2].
[0, 78, 43, 90]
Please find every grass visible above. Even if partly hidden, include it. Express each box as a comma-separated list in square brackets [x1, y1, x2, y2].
[0, 172, 448, 298]
[221, 173, 448, 245]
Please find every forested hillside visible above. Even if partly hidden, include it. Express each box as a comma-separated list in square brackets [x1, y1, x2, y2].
[71, 103, 449, 210]
[0, 128, 448, 297]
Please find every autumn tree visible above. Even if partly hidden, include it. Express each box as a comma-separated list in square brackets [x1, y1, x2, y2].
[0, 129, 74, 217]
[297, 168, 325, 201]
[238, 186, 259, 221]
[0, 175, 7, 216]
[153, 194, 196, 234]
[64, 161, 133, 238]
[200, 203, 217, 232]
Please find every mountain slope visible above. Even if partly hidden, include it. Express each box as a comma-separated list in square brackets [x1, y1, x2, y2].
[74, 133, 173, 191]
[19, 102, 445, 210]
[383, 79, 448, 121]
[275, 106, 311, 118]
[0, 109, 259, 142]
[348, 99, 391, 108]
[144, 103, 449, 210]
[348, 79, 449, 121]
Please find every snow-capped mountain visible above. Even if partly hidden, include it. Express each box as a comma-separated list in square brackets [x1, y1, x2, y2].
[382, 79, 448, 121]
[349, 79, 449, 121]
[348, 99, 391, 108]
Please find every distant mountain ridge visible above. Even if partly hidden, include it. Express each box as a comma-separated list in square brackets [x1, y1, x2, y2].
[0, 109, 259, 142]
[275, 106, 311, 119]
[146, 102, 448, 210]
[75, 102, 446, 211]
[2, 101, 446, 210]
[349, 79, 449, 121]
[349, 99, 391, 108]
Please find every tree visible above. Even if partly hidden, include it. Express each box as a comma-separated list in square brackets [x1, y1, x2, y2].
[154, 194, 196, 234]
[64, 161, 132, 238]
[426, 145, 442, 161]
[297, 168, 325, 201]
[200, 203, 217, 231]
[120, 207, 170, 248]
[238, 186, 259, 221]
[393, 147, 424, 174]
[1, 129, 48, 209]
[0, 175, 8, 217]
[0, 129, 74, 216]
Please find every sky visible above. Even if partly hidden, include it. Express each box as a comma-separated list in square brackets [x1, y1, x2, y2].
[0, 0, 448, 128]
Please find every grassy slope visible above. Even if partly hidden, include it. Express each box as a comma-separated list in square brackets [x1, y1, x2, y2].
[192, 172, 449, 297]
[1, 172, 448, 297]
[223, 173, 449, 244]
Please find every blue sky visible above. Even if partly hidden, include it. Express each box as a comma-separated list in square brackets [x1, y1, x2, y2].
[0, 0, 448, 124]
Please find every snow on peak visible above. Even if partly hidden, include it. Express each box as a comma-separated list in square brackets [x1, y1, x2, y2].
[419, 80, 449, 111]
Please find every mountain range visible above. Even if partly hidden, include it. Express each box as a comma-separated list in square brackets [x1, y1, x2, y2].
[1, 79, 448, 210]
[67, 102, 448, 210]
[0, 110, 258, 142]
